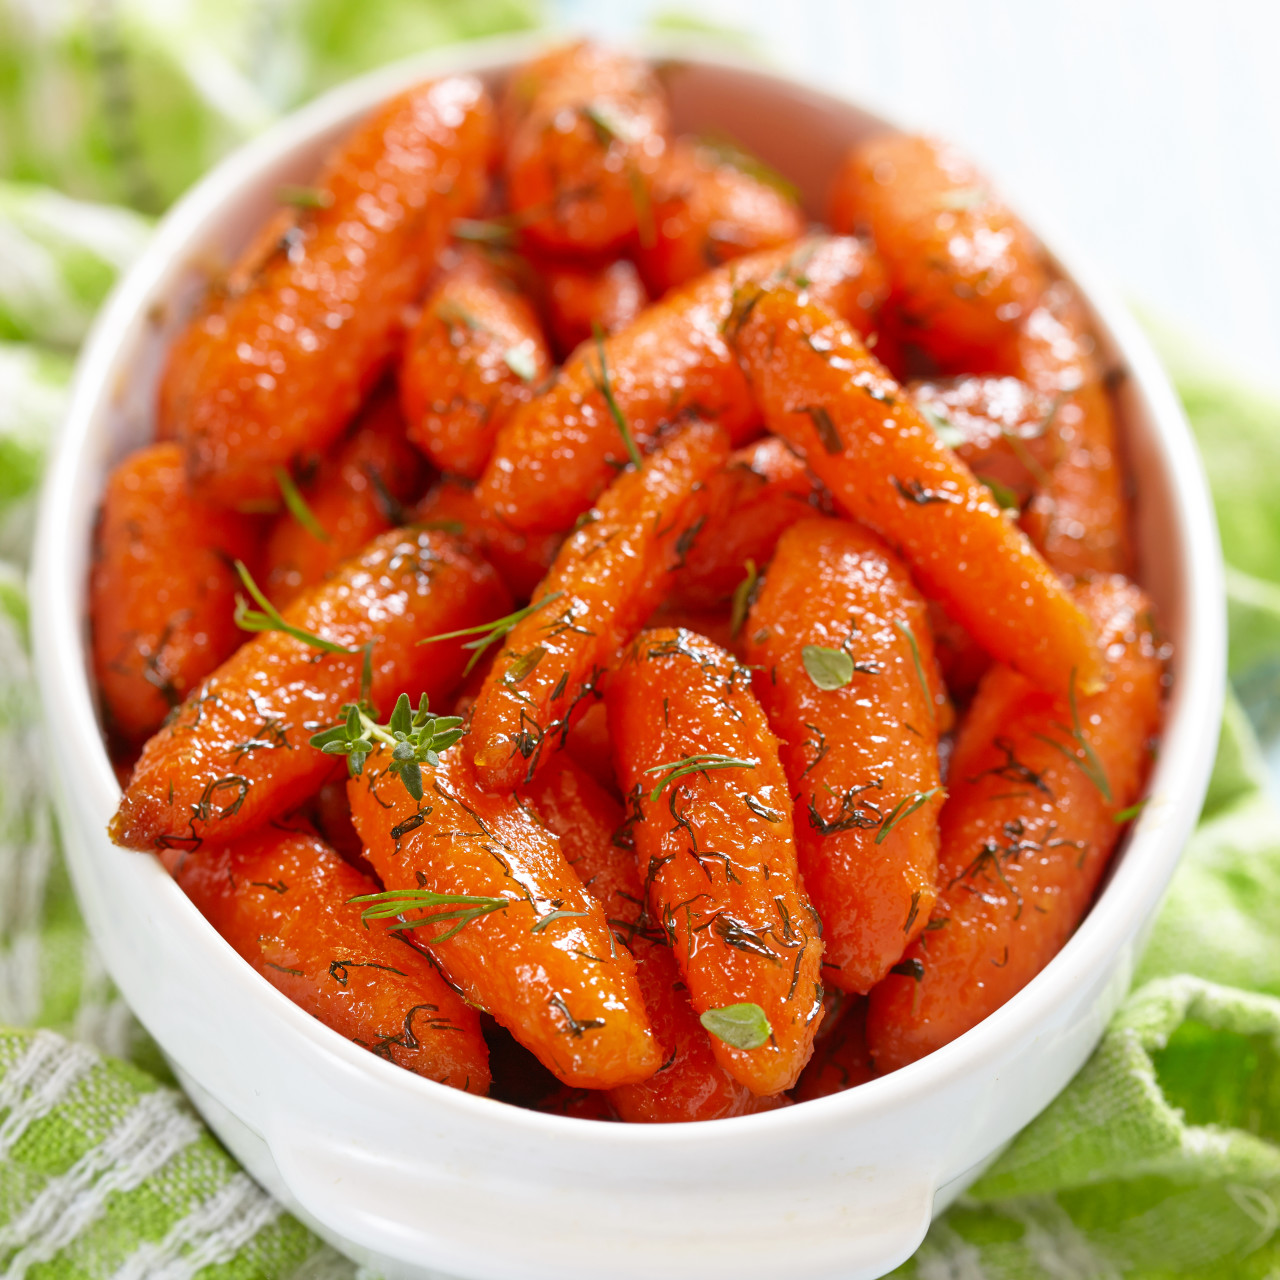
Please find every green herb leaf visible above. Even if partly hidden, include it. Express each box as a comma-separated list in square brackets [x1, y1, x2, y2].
[233, 561, 354, 655]
[876, 787, 942, 845]
[920, 405, 966, 450]
[278, 184, 333, 209]
[699, 1002, 771, 1050]
[1113, 798, 1149, 823]
[644, 752, 757, 801]
[979, 474, 1021, 512]
[452, 217, 518, 246]
[588, 322, 642, 468]
[418, 591, 565, 675]
[730, 559, 759, 639]
[582, 101, 634, 146]
[503, 344, 537, 382]
[350, 888, 507, 943]
[802, 645, 855, 691]
[505, 644, 547, 684]
[274, 466, 329, 543]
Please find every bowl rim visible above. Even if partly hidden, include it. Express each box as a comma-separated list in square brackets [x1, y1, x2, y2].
[31, 28, 1226, 1150]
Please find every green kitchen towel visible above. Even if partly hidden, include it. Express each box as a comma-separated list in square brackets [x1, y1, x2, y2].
[6, 12, 1280, 1276]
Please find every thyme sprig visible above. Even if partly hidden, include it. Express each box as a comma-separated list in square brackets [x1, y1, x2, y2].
[699, 1002, 771, 1050]
[274, 466, 329, 543]
[233, 561, 355, 656]
[350, 888, 507, 943]
[310, 693, 464, 800]
[587, 322, 642, 467]
[418, 591, 565, 675]
[644, 752, 758, 801]
[1034, 670, 1112, 802]
[876, 787, 942, 845]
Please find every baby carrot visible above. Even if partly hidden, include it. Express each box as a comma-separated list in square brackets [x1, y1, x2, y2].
[161, 76, 496, 505]
[110, 528, 511, 853]
[828, 133, 1048, 370]
[477, 235, 889, 533]
[400, 247, 552, 479]
[162, 823, 489, 1091]
[539, 257, 648, 357]
[91, 443, 260, 747]
[347, 745, 661, 1089]
[744, 517, 946, 994]
[671, 436, 829, 610]
[264, 384, 427, 605]
[1014, 284, 1133, 577]
[637, 137, 806, 294]
[608, 627, 825, 1096]
[523, 756, 780, 1121]
[466, 421, 729, 791]
[411, 478, 562, 601]
[730, 286, 1104, 697]
[866, 575, 1165, 1072]
[502, 42, 669, 254]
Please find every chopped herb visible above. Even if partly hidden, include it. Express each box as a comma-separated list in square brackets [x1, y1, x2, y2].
[310, 692, 464, 799]
[743, 793, 782, 823]
[799, 403, 843, 454]
[1033, 670, 1112, 802]
[530, 908, 589, 933]
[452, 216, 518, 246]
[699, 1002, 771, 1050]
[904, 890, 922, 935]
[418, 591, 565, 674]
[414, 518, 466, 536]
[695, 134, 800, 201]
[644, 753, 757, 801]
[892, 476, 961, 506]
[920, 405, 965, 450]
[890, 958, 925, 981]
[895, 619, 935, 723]
[278, 184, 333, 209]
[582, 100, 632, 145]
[802, 645, 855, 691]
[274, 466, 329, 543]
[505, 645, 547, 684]
[350, 888, 507, 943]
[876, 788, 942, 845]
[233, 561, 355, 655]
[1113, 798, 1149, 823]
[979, 474, 1021, 512]
[503, 344, 537, 382]
[730, 559, 760, 639]
[587, 322, 642, 467]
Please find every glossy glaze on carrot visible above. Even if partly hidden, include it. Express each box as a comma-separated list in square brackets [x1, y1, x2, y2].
[637, 138, 806, 294]
[477, 235, 889, 533]
[502, 42, 669, 254]
[161, 77, 495, 505]
[91, 443, 260, 747]
[467, 422, 730, 791]
[524, 757, 778, 1121]
[745, 518, 945, 993]
[828, 133, 1048, 370]
[163, 823, 490, 1091]
[608, 627, 825, 1095]
[264, 385, 427, 605]
[348, 746, 661, 1089]
[110, 528, 511, 853]
[866, 575, 1165, 1072]
[731, 286, 1104, 696]
[400, 248, 552, 479]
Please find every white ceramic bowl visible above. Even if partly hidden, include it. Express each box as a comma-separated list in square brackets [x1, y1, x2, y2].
[32, 31, 1224, 1280]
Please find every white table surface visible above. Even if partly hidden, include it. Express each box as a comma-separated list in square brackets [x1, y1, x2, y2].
[550, 0, 1280, 395]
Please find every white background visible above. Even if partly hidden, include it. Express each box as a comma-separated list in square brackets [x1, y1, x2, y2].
[551, 0, 1280, 394]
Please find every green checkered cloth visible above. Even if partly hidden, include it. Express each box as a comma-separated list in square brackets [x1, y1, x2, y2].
[5, 5, 1280, 1274]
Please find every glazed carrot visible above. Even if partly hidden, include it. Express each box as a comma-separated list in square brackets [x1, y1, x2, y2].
[161, 77, 496, 505]
[502, 42, 669, 254]
[400, 248, 552, 479]
[264, 385, 427, 605]
[731, 286, 1104, 696]
[539, 257, 648, 357]
[162, 823, 490, 1091]
[828, 133, 1048, 369]
[467, 422, 730, 791]
[866, 575, 1165, 1072]
[637, 138, 806, 294]
[1013, 283, 1132, 577]
[671, 436, 829, 610]
[607, 627, 825, 1096]
[411, 478, 562, 601]
[110, 528, 512, 853]
[347, 746, 661, 1089]
[792, 994, 874, 1102]
[523, 756, 779, 1121]
[477, 235, 888, 533]
[91, 443, 259, 746]
[909, 375, 1058, 518]
[744, 518, 946, 994]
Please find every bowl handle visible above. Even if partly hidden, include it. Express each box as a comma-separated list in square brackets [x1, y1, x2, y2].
[271, 1126, 938, 1280]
